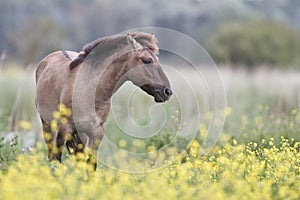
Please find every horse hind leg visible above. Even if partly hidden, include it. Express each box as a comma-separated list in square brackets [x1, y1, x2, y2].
[41, 118, 55, 161]
[54, 123, 73, 162]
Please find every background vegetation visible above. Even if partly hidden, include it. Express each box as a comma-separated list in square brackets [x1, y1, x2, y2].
[207, 20, 300, 67]
[1, 0, 300, 67]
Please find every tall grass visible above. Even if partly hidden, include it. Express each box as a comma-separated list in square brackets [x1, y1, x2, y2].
[0, 65, 299, 147]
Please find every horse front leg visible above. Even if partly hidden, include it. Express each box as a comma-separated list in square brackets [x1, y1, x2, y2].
[86, 125, 104, 170]
[66, 131, 86, 155]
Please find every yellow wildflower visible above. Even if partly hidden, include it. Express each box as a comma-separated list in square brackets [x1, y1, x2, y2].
[19, 120, 32, 130]
[118, 139, 127, 148]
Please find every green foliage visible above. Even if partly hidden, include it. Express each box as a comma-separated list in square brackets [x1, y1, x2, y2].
[221, 106, 300, 145]
[21, 18, 66, 64]
[0, 69, 36, 132]
[207, 20, 300, 68]
[2, 1, 300, 66]
[0, 136, 20, 171]
[144, 130, 189, 151]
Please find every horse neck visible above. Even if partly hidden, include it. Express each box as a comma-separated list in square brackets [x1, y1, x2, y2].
[95, 58, 129, 105]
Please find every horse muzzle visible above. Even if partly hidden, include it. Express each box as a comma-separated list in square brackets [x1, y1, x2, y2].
[141, 84, 172, 102]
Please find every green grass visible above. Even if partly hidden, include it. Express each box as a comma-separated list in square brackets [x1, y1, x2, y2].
[0, 66, 299, 143]
[0, 68, 37, 131]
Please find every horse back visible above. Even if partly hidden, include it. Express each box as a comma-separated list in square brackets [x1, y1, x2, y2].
[35, 51, 78, 85]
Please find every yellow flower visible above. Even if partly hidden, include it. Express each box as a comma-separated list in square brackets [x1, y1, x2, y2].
[43, 132, 52, 142]
[58, 104, 71, 117]
[19, 120, 32, 130]
[199, 123, 207, 138]
[132, 139, 139, 147]
[232, 139, 238, 145]
[147, 145, 157, 152]
[193, 159, 202, 168]
[214, 118, 222, 126]
[291, 108, 298, 115]
[118, 139, 127, 148]
[69, 147, 74, 154]
[66, 133, 72, 141]
[77, 143, 84, 150]
[52, 111, 61, 119]
[190, 139, 200, 149]
[50, 120, 58, 131]
[148, 151, 158, 160]
[166, 147, 177, 156]
[224, 107, 232, 117]
[60, 117, 68, 125]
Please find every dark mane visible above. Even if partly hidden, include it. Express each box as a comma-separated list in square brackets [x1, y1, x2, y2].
[69, 32, 158, 69]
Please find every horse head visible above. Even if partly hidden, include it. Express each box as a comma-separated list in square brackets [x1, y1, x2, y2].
[125, 34, 172, 102]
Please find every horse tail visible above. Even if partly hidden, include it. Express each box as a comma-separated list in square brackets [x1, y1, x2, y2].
[69, 51, 87, 69]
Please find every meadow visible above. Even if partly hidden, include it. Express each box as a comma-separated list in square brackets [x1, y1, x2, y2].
[0, 65, 300, 199]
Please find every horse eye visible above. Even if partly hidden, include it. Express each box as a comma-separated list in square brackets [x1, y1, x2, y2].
[142, 57, 153, 64]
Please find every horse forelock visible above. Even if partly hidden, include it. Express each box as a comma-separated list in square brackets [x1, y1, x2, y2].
[131, 32, 158, 54]
[69, 32, 158, 69]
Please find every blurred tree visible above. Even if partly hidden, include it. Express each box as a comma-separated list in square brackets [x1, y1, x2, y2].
[206, 20, 300, 68]
[19, 18, 66, 65]
[1, 0, 300, 66]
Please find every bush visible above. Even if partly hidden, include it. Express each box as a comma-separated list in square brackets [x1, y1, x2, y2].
[206, 20, 300, 68]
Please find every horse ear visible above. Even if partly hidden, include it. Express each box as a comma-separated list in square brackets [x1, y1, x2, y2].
[127, 33, 134, 44]
[127, 33, 142, 52]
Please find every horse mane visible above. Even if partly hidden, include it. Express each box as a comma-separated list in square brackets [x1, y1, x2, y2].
[69, 32, 158, 69]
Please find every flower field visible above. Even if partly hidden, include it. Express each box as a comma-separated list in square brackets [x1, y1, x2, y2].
[0, 68, 300, 199]
[0, 136, 300, 199]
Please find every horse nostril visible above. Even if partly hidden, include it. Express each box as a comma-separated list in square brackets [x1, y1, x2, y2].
[164, 88, 172, 96]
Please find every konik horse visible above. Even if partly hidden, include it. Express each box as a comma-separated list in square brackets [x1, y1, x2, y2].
[35, 32, 172, 169]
